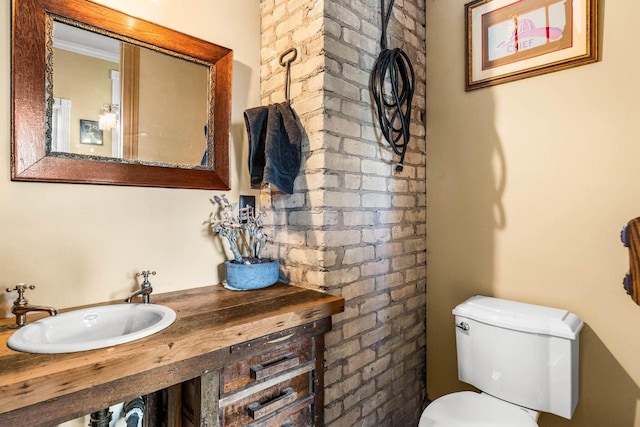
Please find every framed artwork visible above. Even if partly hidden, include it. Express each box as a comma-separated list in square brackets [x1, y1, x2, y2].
[465, 0, 598, 90]
[79, 119, 103, 145]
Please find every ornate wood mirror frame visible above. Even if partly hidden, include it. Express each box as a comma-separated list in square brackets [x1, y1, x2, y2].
[11, 0, 232, 189]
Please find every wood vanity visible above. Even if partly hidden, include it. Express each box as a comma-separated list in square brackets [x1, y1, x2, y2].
[0, 284, 344, 426]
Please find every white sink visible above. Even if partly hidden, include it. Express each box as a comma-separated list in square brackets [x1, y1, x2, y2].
[7, 304, 176, 354]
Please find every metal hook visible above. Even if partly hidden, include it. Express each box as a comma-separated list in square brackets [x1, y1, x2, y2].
[279, 48, 298, 103]
[279, 47, 298, 67]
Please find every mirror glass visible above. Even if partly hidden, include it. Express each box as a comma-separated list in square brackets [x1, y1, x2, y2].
[52, 22, 210, 168]
[12, 0, 232, 189]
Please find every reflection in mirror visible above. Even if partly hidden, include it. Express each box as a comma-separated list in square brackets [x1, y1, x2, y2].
[12, 0, 232, 189]
[52, 22, 210, 168]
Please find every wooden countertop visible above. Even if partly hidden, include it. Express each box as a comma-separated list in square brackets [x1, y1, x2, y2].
[0, 283, 344, 425]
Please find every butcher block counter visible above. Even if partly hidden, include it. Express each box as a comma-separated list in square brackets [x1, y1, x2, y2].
[0, 283, 344, 426]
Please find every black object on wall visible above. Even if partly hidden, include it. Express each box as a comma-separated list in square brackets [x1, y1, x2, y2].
[370, 0, 416, 172]
[621, 217, 640, 304]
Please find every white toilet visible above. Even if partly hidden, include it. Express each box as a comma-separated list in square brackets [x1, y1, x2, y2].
[420, 295, 583, 426]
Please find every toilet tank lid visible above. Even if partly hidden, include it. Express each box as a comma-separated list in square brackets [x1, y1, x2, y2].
[453, 296, 584, 340]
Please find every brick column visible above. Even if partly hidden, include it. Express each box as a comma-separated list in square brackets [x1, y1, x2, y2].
[260, 0, 426, 425]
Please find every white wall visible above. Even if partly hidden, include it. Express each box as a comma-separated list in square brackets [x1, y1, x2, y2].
[0, 0, 260, 311]
[426, 0, 640, 425]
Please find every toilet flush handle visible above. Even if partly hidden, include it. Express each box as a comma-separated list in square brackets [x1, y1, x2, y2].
[456, 321, 470, 331]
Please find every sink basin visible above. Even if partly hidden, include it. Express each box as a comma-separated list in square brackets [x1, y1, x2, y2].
[7, 304, 176, 354]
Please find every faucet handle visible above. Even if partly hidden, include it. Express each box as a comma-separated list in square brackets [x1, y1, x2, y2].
[136, 270, 156, 285]
[6, 284, 36, 301]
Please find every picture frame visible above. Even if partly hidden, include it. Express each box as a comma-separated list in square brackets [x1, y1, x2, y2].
[79, 119, 103, 145]
[465, 0, 598, 91]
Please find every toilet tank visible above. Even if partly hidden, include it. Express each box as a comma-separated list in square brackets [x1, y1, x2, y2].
[453, 296, 583, 419]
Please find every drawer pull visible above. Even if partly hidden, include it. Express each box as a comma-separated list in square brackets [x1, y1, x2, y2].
[247, 387, 298, 420]
[250, 354, 300, 380]
[266, 333, 295, 344]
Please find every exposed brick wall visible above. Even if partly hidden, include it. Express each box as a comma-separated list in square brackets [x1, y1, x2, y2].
[259, 0, 426, 425]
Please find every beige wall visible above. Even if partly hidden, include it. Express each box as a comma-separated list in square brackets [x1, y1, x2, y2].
[0, 0, 260, 312]
[53, 48, 115, 157]
[427, 1, 640, 426]
[137, 47, 209, 166]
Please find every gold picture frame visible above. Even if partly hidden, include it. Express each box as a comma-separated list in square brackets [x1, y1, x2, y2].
[465, 0, 598, 91]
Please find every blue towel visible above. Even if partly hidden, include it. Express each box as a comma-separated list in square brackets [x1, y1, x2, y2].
[244, 102, 302, 194]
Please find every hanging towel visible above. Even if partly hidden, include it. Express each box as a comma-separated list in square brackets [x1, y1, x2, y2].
[244, 102, 302, 194]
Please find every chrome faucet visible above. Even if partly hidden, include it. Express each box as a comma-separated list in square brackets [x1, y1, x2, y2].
[5, 284, 57, 328]
[125, 270, 156, 304]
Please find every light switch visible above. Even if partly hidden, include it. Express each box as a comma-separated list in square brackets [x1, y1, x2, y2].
[239, 195, 256, 222]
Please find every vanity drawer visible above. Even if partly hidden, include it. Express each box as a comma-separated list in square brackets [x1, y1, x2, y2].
[219, 371, 312, 427]
[245, 395, 313, 427]
[221, 338, 313, 395]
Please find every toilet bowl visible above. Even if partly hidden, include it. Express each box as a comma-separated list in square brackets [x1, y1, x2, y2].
[419, 392, 539, 427]
[418, 295, 583, 426]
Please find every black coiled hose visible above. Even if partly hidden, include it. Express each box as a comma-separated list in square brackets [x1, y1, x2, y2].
[370, 0, 415, 172]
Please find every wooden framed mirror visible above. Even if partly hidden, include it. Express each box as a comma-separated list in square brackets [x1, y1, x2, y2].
[11, 0, 232, 189]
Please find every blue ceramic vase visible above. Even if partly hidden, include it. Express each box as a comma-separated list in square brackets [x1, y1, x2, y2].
[224, 260, 279, 290]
